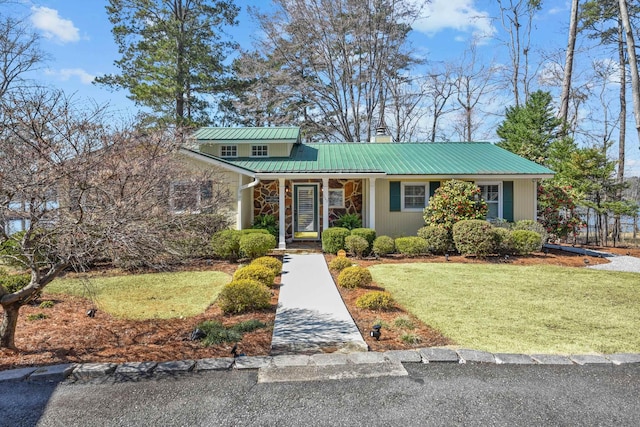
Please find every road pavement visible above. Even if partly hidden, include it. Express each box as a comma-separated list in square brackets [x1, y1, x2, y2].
[2, 363, 639, 426]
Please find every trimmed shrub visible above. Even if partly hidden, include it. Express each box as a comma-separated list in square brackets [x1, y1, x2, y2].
[372, 235, 395, 256]
[329, 256, 354, 271]
[239, 233, 276, 259]
[511, 230, 543, 255]
[513, 220, 549, 245]
[423, 180, 488, 231]
[395, 236, 428, 256]
[453, 220, 497, 257]
[211, 229, 242, 261]
[233, 264, 276, 288]
[417, 226, 451, 255]
[337, 266, 372, 289]
[217, 279, 271, 314]
[345, 235, 369, 258]
[334, 213, 362, 230]
[231, 319, 267, 333]
[322, 227, 351, 254]
[351, 228, 376, 249]
[240, 228, 270, 235]
[250, 256, 282, 276]
[0, 271, 30, 294]
[355, 291, 395, 311]
[492, 227, 514, 256]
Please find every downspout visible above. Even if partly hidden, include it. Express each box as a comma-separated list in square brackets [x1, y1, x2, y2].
[237, 175, 260, 230]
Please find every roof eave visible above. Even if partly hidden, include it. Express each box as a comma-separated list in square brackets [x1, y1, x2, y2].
[179, 147, 256, 176]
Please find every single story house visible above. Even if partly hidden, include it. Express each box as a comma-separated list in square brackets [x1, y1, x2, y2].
[180, 127, 554, 249]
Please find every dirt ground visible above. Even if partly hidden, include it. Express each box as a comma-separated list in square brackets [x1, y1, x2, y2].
[1, 246, 637, 371]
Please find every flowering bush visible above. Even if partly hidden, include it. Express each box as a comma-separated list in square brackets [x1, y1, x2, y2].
[537, 183, 583, 241]
[423, 180, 488, 232]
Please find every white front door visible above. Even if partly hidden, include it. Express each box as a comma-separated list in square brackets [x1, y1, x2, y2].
[294, 184, 318, 239]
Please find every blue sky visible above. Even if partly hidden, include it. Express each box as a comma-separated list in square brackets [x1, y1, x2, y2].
[4, 0, 640, 175]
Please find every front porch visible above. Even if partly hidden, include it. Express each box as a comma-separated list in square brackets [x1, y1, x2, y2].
[250, 178, 374, 249]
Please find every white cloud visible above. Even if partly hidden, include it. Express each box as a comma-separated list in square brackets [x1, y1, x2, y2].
[30, 6, 80, 43]
[412, 0, 496, 40]
[46, 68, 95, 84]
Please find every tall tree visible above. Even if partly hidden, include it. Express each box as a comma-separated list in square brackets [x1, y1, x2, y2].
[238, 0, 421, 142]
[95, 0, 239, 127]
[559, 0, 580, 128]
[497, 0, 542, 106]
[496, 90, 565, 165]
[618, 0, 640, 145]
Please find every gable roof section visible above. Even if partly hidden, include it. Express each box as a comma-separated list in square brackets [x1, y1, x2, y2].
[199, 142, 553, 176]
[193, 127, 301, 143]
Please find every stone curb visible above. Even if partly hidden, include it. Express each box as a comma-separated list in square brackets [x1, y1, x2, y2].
[2, 348, 639, 384]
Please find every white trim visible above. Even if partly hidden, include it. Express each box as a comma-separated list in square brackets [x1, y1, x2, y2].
[250, 144, 268, 157]
[278, 178, 286, 249]
[401, 182, 428, 212]
[322, 178, 329, 234]
[477, 181, 503, 220]
[368, 178, 376, 230]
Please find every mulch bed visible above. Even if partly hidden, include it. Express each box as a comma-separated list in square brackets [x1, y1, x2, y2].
[1, 246, 637, 370]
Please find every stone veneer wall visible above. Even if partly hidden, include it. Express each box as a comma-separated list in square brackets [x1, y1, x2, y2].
[253, 178, 363, 240]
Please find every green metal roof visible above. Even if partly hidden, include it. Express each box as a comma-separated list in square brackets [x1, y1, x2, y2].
[206, 142, 553, 176]
[193, 127, 301, 142]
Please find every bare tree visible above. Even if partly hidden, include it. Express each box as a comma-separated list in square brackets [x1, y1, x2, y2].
[0, 15, 46, 100]
[0, 89, 231, 349]
[452, 44, 497, 141]
[559, 0, 580, 128]
[424, 65, 457, 142]
[241, 0, 422, 142]
[496, 0, 542, 106]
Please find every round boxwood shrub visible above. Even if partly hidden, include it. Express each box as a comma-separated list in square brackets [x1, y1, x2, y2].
[217, 279, 271, 314]
[492, 227, 514, 256]
[351, 228, 376, 250]
[513, 220, 548, 246]
[394, 236, 428, 256]
[372, 235, 395, 256]
[329, 256, 354, 271]
[337, 265, 372, 289]
[233, 264, 276, 288]
[239, 232, 276, 259]
[345, 235, 369, 258]
[453, 220, 497, 257]
[417, 226, 451, 255]
[210, 229, 242, 261]
[322, 227, 351, 254]
[355, 291, 395, 311]
[250, 256, 282, 276]
[511, 230, 542, 255]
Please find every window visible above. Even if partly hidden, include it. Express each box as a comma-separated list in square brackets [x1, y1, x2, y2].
[328, 189, 344, 208]
[170, 181, 213, 213]
[478, 183, 501, 220]
[220, 145, 237, 158]
[402, 183, 426, 211]
[251, 145, 268, 157]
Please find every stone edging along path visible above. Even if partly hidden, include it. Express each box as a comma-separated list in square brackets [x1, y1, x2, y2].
[2, 348, 640, 384]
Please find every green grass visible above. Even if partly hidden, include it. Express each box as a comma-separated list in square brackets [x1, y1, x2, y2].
[46, 271, 231, 320]
[369, 263, 640, 354]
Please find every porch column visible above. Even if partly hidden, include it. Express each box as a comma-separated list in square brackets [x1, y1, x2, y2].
[278, 178, 286, 249]
[322, 177, 329, 233]
[368, 177, 376, 230]
[533, 179, 538, 221]
[236, 173, 243, 230]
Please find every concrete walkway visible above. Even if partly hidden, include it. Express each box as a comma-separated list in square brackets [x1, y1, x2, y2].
[545, 244, 640, 273]
[270, 253, 367, 355]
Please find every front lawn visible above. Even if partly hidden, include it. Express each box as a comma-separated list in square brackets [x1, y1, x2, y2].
[369, 263, 640, 354]
[46, 270, 231, 319]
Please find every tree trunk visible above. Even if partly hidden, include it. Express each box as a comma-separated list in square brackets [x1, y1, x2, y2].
[615, 19, 627, 247]
[619, 0, 640, 143]
[559, 0, 579, 129]
[0, 303, 20, 349]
